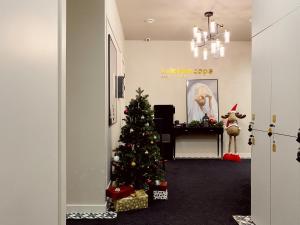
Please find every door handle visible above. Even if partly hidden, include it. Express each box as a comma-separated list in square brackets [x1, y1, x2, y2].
[248, 135, 253, 145]
[296, 129, 300, 143]
[297, 148, 300, 162]
[248, 124, 253, 132]
[268, 127, 273, 137]
[272, 141, 277, 153]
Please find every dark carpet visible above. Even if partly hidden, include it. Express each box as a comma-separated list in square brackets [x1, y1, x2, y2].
[67, 159, 251, 225]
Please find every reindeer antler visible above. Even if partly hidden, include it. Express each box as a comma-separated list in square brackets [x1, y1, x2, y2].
[235, 112, 246, 119]
[221, 113, 230, 119]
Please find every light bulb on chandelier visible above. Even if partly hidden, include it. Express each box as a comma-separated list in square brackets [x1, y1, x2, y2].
[191, 11, 230, 60]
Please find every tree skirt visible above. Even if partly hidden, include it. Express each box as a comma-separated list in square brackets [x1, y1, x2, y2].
[67, 212, 117, 219]
[233, 215, 255, 225]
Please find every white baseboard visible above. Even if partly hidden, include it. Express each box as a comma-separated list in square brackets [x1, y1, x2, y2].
[67, 203, 107, 214]
[176, 152, 219, 159]
[239, 153, 251, 159]
[175, 152, 251, 159]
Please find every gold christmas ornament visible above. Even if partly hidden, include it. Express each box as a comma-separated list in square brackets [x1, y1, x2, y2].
[131, 161, 136, 167]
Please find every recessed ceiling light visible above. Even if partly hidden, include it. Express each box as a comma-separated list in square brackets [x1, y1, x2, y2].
[145, 18, 155, 24]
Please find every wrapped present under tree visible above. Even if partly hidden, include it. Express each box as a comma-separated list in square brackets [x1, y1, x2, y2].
[114, 190, 148, 212]
[106, 185, 135, 200]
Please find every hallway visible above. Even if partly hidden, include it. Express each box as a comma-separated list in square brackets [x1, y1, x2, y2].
[68, 159, 251, 225]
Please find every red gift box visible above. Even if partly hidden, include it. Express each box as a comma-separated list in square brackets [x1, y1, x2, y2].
[152, 181, 168, 191]
[106, 185, 135, 200]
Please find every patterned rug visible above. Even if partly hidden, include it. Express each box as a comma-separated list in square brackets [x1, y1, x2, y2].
[66, 212, 117, 219]
[233, 215, 255, 225]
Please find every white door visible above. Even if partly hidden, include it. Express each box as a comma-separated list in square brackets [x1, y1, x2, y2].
[271, 134, 300, 225]
[251, 130, 271, 225]
[270, 8, 300, 136]
[252, 30, 271, 131]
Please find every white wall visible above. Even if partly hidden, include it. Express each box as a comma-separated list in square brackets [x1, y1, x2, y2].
[106, 0, 126, 183]
[125, 41, 251, 158]
[67, 0, 107, 213]
[67, 0, 125, 213]
[0, 0, 65, 225]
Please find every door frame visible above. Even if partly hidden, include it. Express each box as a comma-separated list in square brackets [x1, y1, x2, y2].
[58, 0, 66, 224]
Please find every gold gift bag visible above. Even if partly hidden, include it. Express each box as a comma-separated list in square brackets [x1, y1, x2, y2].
[114, 190, 148, 212]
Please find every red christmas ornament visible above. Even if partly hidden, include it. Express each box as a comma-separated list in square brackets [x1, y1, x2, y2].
[127, 143, 132, 148]
[124, 107, 129, 114]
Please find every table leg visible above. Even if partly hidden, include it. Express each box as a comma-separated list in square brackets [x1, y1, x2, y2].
[221, 133, 224, 159]
[217, 134, 220, 157]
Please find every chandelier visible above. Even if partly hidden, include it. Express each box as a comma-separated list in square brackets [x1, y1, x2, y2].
[190, 11, 230, 60]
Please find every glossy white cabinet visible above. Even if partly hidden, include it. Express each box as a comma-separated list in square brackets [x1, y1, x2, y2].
[251, 131, 271, 225]
[253, 0, 300, 36]
[271, 134, 300, 225]
[252, 5, 300, 225]
[270, 9, 300, 136]
[251, 31, 271, 131]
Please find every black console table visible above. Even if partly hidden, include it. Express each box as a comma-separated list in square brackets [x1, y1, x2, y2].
[172, 126, 224, 159]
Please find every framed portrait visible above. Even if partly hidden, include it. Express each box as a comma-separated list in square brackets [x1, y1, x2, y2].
[186, 79, 219, 123]
[108, 34, 118, 126]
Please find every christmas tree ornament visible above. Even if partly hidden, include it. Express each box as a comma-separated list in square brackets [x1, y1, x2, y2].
[124, 107, 129, 114]
[150, 141, 154, 144]
[141, 115, 145, 119]
[131, 161, 136, 167]
[130, 128, 134, 133]
[127, 143, 132, 148]
[145, 150, 149, 154]
[145, 123, 149, 127]
[142, 133, 145, 136]
[155, 180, 161, 186]
[113, 155, 120, 162]
[153, 135, 157, 140]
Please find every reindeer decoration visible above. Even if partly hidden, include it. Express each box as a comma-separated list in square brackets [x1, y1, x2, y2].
[221, 104, 246, 154]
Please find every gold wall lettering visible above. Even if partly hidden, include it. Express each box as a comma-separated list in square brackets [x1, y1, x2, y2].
[160, 68, 213, 76]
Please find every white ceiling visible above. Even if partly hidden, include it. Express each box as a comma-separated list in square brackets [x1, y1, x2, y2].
[116, 0, 252, 41]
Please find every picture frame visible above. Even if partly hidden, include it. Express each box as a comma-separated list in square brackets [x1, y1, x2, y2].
[186, 79, 219, 123]
[108, 34, 118, 126]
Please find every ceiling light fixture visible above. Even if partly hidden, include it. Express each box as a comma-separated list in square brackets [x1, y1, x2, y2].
[145, 18, 155, 24]
[191, 11, 230, 60]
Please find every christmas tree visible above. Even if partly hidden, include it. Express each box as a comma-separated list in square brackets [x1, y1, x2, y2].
[112, 88, 165, 190]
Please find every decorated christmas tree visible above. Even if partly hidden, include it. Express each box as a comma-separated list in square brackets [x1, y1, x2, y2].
[112, 88, 165, 190]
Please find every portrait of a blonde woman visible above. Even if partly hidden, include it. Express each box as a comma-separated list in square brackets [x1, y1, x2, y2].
[187, 79, 219, 123]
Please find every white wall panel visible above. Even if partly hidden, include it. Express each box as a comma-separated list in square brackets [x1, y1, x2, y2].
[0, 0, 65, 224]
